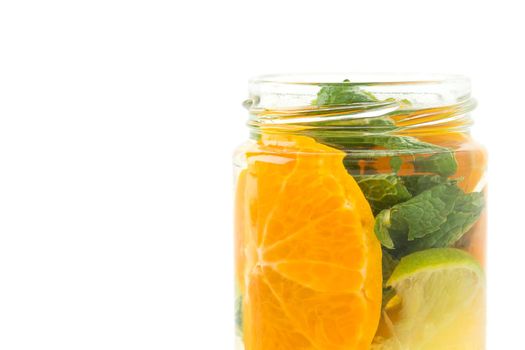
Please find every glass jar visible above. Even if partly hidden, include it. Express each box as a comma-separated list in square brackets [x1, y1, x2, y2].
[234, 74, 487, 350]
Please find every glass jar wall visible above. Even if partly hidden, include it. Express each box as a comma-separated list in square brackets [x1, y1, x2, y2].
[234, 74, 487, 350]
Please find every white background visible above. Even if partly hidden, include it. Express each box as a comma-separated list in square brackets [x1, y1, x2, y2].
[0, 0, 522, 349]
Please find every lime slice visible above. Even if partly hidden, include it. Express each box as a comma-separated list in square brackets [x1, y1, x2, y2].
[373, 248, 485, 350]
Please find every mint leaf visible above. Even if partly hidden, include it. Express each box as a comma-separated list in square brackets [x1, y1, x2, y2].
[355, 175, 412, 214]
[374, 183, 484, 256]
[374, 210, 395, 249]
[368, 136, 457, 177]
[329, 134, 457, 177]
[398, 184, 460, 240]
[401, 175, 449, 196]
[314, 79, 378, 106]
[310, 80, 459, 177]
[414, 152, 458, 177]
[390, 156, 402, 173]
[408, 191, 485, 253]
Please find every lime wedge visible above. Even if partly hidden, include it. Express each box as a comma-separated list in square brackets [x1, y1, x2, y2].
[373, 248, 485, 350]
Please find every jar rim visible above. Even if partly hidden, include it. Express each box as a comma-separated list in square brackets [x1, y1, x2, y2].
[250, 72, 471, 88]
[245, 73, 475, 133]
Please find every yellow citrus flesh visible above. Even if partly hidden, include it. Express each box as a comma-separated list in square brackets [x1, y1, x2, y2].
[372, 249, 485, 350]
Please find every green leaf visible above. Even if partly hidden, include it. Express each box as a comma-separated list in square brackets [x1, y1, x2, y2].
[309, 80, 459, 177]
[400, 175, 449, 196]
[314, 79, 378, 106]
[374, 183, 484, 256]
[355, 174, 412, 215]
[330, 135, 457, 177]
[407, 191, 485, 253]
[390, 156, 402, 173]
[399, 184, 460, 240]
[414, 152, 458, 177]
[374, 210, 395, 249]
[368, 137, 457, 177]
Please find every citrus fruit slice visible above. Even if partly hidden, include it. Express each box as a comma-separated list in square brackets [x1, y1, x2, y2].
[373, 248, 485, 350]
[236, 133, 382, 350]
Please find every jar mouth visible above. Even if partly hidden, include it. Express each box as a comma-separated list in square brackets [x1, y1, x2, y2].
[250, 72, 470, 86]
[245, 73, 475, 133]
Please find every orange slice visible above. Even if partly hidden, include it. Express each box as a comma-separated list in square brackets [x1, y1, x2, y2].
[235, 134, 382, 350]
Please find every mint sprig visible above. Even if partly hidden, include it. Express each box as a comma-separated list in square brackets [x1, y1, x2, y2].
[355, 175, 412, 215]
[374, 183, 484, 256]
[307, 81, 458, 177]
[314, 79, 378, 106]
[310, 81, 485, 307]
